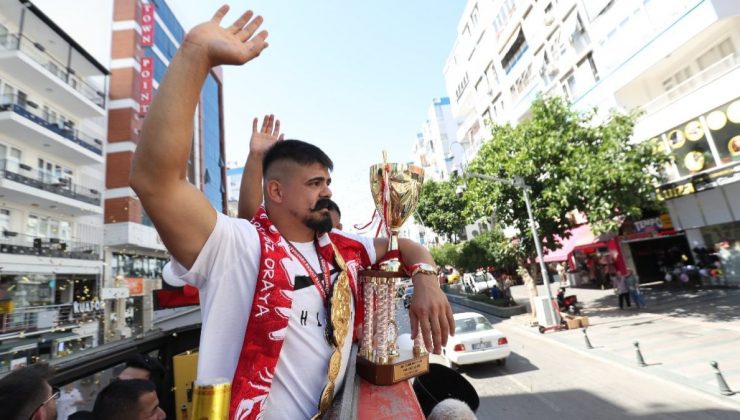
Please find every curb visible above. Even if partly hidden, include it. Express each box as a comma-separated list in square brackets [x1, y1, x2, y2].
[445, 293, 527, 318]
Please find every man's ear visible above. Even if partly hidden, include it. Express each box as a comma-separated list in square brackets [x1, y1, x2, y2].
[265, 179, 283, 203]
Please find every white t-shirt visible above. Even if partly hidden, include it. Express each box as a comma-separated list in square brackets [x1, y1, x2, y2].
[169, 212, 376, 419]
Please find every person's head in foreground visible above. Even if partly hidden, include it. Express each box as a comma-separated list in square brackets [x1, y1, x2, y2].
[427, 398, 477, 420]
[93, 379, 165, 420]
[0, 363, 58, 420]
[262, 139, 335, 234]
[327, 199, 342, 230]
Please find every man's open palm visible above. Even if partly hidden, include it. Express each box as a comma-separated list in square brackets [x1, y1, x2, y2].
[251, 115, 284, 156]
[184, 5, 269, 67]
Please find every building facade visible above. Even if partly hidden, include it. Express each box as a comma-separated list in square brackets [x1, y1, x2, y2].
[441, 0, 740, 284]
[0, 0, 108, 372]
[105, 0, 227, 340]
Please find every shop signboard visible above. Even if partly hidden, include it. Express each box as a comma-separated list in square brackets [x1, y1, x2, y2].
[633, 214, 674, 233]
[101, 287, 130, 300]
[138, 2, 155, 47]
[126, 277, 145, 297]
[73, 299, 103, 315]
[652, 98, 740, 199]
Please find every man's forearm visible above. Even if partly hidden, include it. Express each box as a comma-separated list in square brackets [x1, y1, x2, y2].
[237, 152, 264, 219]
[131, 44, 212, 194]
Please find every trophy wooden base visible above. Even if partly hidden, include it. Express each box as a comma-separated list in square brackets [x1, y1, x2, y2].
[356, 349, 429, 386]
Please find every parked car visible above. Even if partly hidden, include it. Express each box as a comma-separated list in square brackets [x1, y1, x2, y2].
[443, 312, 510, 367]
[402, 286, 414, 309]
[463, 272, 498, 294]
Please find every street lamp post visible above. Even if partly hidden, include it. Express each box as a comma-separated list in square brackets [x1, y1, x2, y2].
[465, 173, 554, 302]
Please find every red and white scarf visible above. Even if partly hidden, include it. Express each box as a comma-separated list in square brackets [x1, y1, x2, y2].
[229, 207, 368, 420]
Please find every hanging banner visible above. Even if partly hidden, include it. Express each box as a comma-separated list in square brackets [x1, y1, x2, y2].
[139, 2, 155, 47]
[139, 57, 153, 115]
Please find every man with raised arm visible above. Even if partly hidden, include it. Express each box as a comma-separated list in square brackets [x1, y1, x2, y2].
[130, 6, 453, 420]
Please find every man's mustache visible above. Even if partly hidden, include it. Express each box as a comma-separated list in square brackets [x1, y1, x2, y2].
[311, 199, 332, 212]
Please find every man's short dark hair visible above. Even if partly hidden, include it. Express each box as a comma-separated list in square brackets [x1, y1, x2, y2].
[262, 139, 333, 175]
[327, 199, 341, 216]
[0, 363, 54, 420]
[123, 354, 166, 386]
[93, 379, 156, 420]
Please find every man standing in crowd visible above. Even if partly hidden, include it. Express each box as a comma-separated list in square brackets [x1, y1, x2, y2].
[92, 379, 165, 420]
[0, 363, 58, 420]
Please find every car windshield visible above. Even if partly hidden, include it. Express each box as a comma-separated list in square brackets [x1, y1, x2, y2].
[455, 316, 493, 334]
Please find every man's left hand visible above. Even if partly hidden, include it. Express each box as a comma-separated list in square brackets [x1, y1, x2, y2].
[409, 275, 455, 354]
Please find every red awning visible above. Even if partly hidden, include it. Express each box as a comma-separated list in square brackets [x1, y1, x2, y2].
[538, 224, 597, 263]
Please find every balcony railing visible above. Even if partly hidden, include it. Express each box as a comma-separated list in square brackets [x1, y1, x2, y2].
[0, 231, 100, 260]
[0, 33, 106, 108]
[0, 94, 103, 156]
[0, 159, 101, 206]
[0, 304, 75, 335]
[641, 53, 740, 115]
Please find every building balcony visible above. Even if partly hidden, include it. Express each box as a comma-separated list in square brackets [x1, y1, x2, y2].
[0, 32, 107, 117]
[0, 159, 102, 215]
[0, 231, 100, 261]
[0, 303, 75, 336]
[0, 94, 104, 163]
[105, 222, 168, 254]
[633, 53, 740, 140]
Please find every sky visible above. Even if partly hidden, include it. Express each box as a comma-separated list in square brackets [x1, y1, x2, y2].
[33, 0, 468, 228]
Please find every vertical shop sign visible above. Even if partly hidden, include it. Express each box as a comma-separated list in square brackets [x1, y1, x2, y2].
[139, 2, 155, 47]
[139, 57, 153, 115]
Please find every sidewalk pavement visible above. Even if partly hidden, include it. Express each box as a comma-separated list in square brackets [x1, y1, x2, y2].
[502, 282, 740, 408]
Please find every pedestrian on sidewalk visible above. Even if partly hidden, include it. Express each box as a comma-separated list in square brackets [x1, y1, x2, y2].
[612, 274, 631, 309]
[624, 269, 646, 308]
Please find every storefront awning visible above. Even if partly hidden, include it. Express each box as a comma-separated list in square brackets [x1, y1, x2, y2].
[539, 224, 596, 262]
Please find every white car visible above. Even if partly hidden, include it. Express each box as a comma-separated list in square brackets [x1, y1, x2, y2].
[463, 272, 498, 294]
[443, 312, 510, 367]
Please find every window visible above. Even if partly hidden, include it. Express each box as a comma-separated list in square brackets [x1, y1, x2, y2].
[0, 209, 10, 233]
[37, 158, 73, 188]
[27, 214, 72, 240]
[696, 38, 735, 71]
[561, 71, 576, 99]
[462, 24, 471, 38]
[470, 5, 479, 26]
[0, 144, 22, 172]
[662, 66, 693, 99]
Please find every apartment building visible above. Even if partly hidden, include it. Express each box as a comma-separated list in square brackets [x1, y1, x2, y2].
[105, 0, 227, 338]
[443, 0, 740, 283]
[0, 0, 108, 371]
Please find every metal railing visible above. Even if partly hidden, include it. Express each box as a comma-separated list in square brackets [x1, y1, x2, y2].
[0, 159, 102, 206]
[641, 53, 740, 115]
[0, 32, 106, 108]
[0, 94, 103, 156]
[0, 231, 100, 260]
[0, 304, 75, 334]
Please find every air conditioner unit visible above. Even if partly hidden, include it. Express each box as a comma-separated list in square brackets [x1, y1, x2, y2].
[534, 296, 560, 327]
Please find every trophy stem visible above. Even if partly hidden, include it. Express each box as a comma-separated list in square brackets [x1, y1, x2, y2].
[373, 283, 390, 364]
[379, 232, 402, 273]
[360, 282, 374, 360]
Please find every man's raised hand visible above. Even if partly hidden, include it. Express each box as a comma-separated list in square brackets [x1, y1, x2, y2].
[184, 5, 269, 67]
[251, 115, 284, 157]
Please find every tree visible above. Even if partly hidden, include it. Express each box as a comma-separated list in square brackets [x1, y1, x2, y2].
[464, 96, 667, 258]
[416, 179, 467, 242]
[429, 242, 461, 269]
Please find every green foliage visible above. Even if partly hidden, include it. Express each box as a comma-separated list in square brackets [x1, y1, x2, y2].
[429, 228, 524, 273]
[464, 96, 668, 257]
[416, 179, 467, 242]
[429, 242, 462, 269]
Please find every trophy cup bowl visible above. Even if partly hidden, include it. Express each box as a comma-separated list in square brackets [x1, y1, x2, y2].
[357, 160, 429, 386]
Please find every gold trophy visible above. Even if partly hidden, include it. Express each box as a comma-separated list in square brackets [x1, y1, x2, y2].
[356, 152, 429, 386]
[190, 378, 231, 420]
